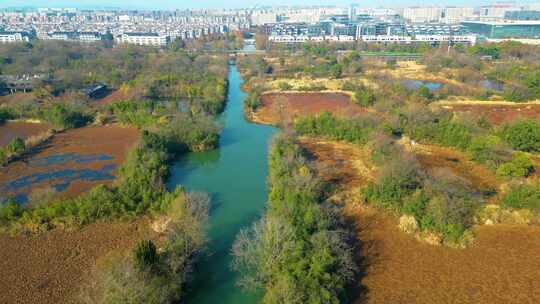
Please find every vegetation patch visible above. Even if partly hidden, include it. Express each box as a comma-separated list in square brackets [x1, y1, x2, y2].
[82, 191, 209, 303]
[232, 134, 357, 303]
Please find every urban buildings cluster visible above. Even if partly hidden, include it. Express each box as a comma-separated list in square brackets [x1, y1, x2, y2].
[0, 8, 250, 45]
[1, 3, 540, 46]
[260, 3, 540, 45]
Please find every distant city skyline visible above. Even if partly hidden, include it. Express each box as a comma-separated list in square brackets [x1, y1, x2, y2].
[2, 0, 540, 10]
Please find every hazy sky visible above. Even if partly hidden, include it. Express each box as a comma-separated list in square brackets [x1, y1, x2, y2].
[2, 0, 536, 10]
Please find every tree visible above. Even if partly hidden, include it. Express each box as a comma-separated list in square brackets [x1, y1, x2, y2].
[501, 120, 540, 152]
[418, 85, 434, 101]
[496, 152, 535, 178]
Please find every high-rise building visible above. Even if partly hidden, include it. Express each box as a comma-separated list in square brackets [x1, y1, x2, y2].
[478, 4, 520, 19]
[349, 4, 359, 21]
[401, 7, 443, 23]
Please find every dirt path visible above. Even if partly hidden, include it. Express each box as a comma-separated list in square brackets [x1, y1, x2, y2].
[0, 220, 152, 304]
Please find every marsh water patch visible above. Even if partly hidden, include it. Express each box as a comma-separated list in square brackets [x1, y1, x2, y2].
[402, 79, 443, 91]
[480, 79, 505, 92]
[0, 124, 139, 203]
[1, 164, 116, 203]
[29, 153, 114, 167]
[0, 152, 117, 203]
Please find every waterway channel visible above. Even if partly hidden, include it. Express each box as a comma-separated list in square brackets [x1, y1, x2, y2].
[168, 64, 276, 303]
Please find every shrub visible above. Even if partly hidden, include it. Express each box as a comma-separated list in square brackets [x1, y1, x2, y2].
[496, 152, 535, 178]
[0, 149, 7, 166]
[0, 200, 24, 225]
[278, 82, 292, 91]
[0, 108, 14, 124]
[501, 184, 540, 211]
[503, 86, 529, 102]
[7, 137, 25, 155]
[420, 195, 478, 243]
[364, 150, 479, 244]
[406, 116, 473, 150]
[468, 135, 507, 167]
[363, 159, 422, 211]
[295, 112, 376, 144]
[297, 84, 327, 91]
[354, 89, 376, 106]
[108, 100, 158, 128]
[134, 240, 160, 272]
[501, 119, 540, 152]
[41, 104, 92, 129]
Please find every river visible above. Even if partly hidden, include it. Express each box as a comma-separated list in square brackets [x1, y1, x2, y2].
[168, 64, 276, 303]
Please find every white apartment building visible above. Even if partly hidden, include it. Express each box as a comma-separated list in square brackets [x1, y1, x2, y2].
[479, 4, 519, 19]
[0, 32, 30, 43]
[402, 7, 443, 23]
[79, 32, 102, 42]
[442, 7, 474, 24]
[251, 11, 277, 26]
[116, 33, 170, 46]
[44, 32, 73, 40]
[401, 7, 474, 24]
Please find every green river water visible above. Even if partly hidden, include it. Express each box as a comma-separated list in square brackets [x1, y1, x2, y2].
[168, 64, 276, 303]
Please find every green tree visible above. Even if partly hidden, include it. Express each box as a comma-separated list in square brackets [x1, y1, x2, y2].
[418, 85, 434, 101]
[501, 184, 540, 211]
[501, 120, 540, 152]
[496, 152, 534, 178]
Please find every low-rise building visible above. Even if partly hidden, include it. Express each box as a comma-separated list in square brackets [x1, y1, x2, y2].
[462, 20, 540, 39]
[116, 32, 170, 46]
[41, 31, 102, 42]
[0, 31, 30, 43]
[414, 34, 477, 45]
[361, 35, 413, 43]
[78, 32, 102, 42]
